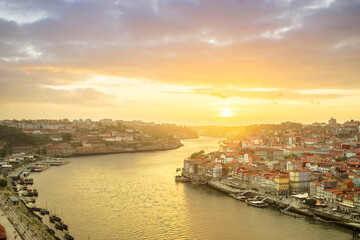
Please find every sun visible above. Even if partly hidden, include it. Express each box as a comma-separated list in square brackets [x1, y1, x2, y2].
[220, 107, 233, 117]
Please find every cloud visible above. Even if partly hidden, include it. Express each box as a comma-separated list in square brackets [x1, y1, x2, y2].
[0, 0, 360, 111]
[0, 84, 115, 107]
[167, 86, 360, 102]
[0, 67, 114, 106]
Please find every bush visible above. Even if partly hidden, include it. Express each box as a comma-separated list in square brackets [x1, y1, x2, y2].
[71, 142, 83, 147]
[190, 150, 205, 159]
[0, 148, 6, 158]
[62, 133, 72, 142]
[0, 179, 7, 188]
[305, 199, 317, 207]
[335, 157, 347, 162]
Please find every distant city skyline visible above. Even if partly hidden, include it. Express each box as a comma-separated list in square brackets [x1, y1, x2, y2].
[1, 0, 360, 125]
[0, 116, 355, 127]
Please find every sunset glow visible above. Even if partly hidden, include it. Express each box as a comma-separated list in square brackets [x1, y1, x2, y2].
[220, 108, 233, 117]
[0, 0, 359, 125]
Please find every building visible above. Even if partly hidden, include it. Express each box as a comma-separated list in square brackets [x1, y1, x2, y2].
[289, 169, 311, 193]
[254, 148, 284, 161]
[213, 164, 223, 179]
[274, 173, 290, 195]
[183, 158, 203, 174]
[329, 117, 337, 125]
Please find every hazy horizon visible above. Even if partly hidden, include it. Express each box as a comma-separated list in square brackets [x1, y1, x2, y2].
[0, 116, 348, 127]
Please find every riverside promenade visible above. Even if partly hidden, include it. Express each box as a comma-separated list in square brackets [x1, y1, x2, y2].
[0, 207, 19, 240]
[4, 158, 73, 240]
[208, 180, 242, 194]
[0, 193, 46, 240]
[187, 175, 360, 231]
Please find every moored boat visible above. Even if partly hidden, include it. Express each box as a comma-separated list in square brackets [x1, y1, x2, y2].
[235, 195, 248, 201]
[64, 233, 74, 240]
[61, 222, 68, 230]
[40, 208, 46, 215]
[55, 223, 65, 230]
[30, 207, 41, 212]
[20, 178, 34, 185]
[50, 214, 61, 222]
[175, 175, 191, 182]
[245, 198, 268, 208]
[22, 189, 38, 197]
[47, 228, 55, 235]
[26, 196, 36, 203]
[53, 215, 61, 222]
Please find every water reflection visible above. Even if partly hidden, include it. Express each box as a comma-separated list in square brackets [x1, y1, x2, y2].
[30, 137, 351, 239]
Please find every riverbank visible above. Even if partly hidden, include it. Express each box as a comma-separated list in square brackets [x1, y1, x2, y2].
[69, 143, 184, 157]
[181, 172, 360, 232]
[48, 143, 184, 158]
[4, 159, 74, 239]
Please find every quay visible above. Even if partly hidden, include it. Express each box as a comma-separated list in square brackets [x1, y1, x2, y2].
[208, 181, 242, 194]
[3, 157, 75, 240]
[180, 173, 360, 232]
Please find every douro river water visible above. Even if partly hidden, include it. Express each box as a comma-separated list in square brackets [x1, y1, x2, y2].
[31, 137, 352, 239]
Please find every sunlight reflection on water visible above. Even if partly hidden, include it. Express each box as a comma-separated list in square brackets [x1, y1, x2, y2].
[31, 137, 351, 240]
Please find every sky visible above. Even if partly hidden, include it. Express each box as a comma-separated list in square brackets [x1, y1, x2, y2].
[0, 0, 360, 125]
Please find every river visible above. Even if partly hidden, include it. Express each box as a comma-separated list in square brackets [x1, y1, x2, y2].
[31, 137, 352, 239]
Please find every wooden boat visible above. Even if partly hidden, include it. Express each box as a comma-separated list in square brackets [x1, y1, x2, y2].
[26, 196, 36, 203]
[50, 214, 61, 222]
[64, 233, 74, 240]
[55, 223, 63, 230]
[47, 228, 55, 236]
[235, 195, 248, 201]
[40, 209, 46, 215]
[55, 222, 68, 231]
[246, 200, 268, 208]
[175, 175, 191, 182]
[60, 222, 68, 230]
[22, 189, 38, 197]
[246, 198, 268, 208]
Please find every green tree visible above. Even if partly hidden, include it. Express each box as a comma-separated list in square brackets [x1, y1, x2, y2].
[41, 147, 47, 155]
[0, 179, 7, 188]
[71, 142, 83, 147]
[0, 125, 34, 146]
[335, 157, 347, 162]
[62, 133, 72, 142]
[190, 150, 205, 159]
[0, 148, 6, 158]
[304, 199, 317, 207]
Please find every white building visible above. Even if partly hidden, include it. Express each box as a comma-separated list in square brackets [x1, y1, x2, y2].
[213, 164, 223, 178]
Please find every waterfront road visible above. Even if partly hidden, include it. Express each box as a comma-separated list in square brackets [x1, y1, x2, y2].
[0, 194, 49, 240]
